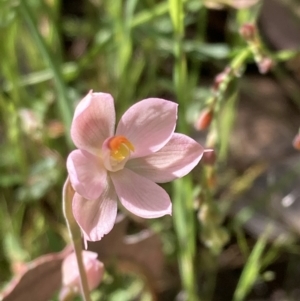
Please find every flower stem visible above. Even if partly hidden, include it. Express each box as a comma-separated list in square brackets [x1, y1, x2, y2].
[62, 178, 92, 301]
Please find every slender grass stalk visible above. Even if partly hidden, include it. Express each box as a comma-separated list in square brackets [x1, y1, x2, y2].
[62, 178, 92, 301]
[173, 177, 199, 301]
[131, 0, 190, 28]
[1, 19, 29, 177]
[18, 0, 72, 147]
[3, 63, 78, 91]
[189, 6, 207, 89]
[169, 0, 186, 110]
[169, 2, 199, 299]
[233, 228, 269, 301]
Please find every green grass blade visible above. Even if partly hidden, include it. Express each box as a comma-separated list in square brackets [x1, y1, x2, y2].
[233, 228, 269, 301]
[18, 0, 73, 147]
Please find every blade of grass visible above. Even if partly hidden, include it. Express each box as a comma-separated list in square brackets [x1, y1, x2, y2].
[173, 177, 199, 301]
[18, 0, 73, 147]
[3, 63, 78, 92]
[169, 0, 186, 110]
[169, 0, 199, 299]
[131, 0, 186, 28]
[218, 90, 238, 161]
[233, 227, 270, 301]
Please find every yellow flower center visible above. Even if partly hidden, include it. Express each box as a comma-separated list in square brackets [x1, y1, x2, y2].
[108, 135, 134, 162]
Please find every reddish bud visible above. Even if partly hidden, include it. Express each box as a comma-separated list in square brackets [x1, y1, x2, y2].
[195, 109, 214, 131]
[258, 57, 273, 74]
[240, 23, 256, 41]
[293, 133, 300, 150]
[213, 67, 231, 91]
[202, 149, 217, 165]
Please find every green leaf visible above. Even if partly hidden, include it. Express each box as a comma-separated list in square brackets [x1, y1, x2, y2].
[233, 228, 269, 301]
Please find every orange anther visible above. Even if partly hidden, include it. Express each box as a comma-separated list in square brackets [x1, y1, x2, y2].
[108, 136, 134, 161]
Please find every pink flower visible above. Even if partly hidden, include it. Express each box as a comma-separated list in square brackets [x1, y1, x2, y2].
[62, 251, 104, 292]
[67, 91, 204, 241]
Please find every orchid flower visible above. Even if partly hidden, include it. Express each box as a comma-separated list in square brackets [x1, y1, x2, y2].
[67, 91, 204, 242]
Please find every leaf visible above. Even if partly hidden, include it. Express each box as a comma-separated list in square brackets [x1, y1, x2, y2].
[88, 215, 167, 290]
[1, 247, 71, 301]
[233, 228, 269, 301]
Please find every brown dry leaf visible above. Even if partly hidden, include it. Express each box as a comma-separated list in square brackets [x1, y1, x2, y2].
[0, 247, 72, 301]
[1, 216, 169, 301]
[88, 215, 169, 293]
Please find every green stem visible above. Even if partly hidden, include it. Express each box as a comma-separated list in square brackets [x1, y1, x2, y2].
[131, 0, 188, 28]
[231, 48, 251, 71]
[62, 178, 92, 301]
[173, 178, 199, 301]
[18, 0, 73, 148]
[169, 0, 199, 300]
[218, 48, 250, 95]
[213, 48, 251, 115]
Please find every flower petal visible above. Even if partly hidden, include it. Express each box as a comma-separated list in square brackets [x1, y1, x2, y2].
[62, 251, 104, 290]
[111, 168, 172, 218]
[116, 98, 178, 158]
[126, 133, 204, 183]
[71, 91, 115, 155]
[67, 149, 107, 200]
[72, 183, 118, 241]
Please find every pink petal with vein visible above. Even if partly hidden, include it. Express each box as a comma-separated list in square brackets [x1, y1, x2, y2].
[67, 150, 107, 200]
[116, 98, 178, 158]
[71, 92, 115, 155]
[111, 168, 172, 218]
[127, 133, 204, 183]
[72, 185, 118, 241]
